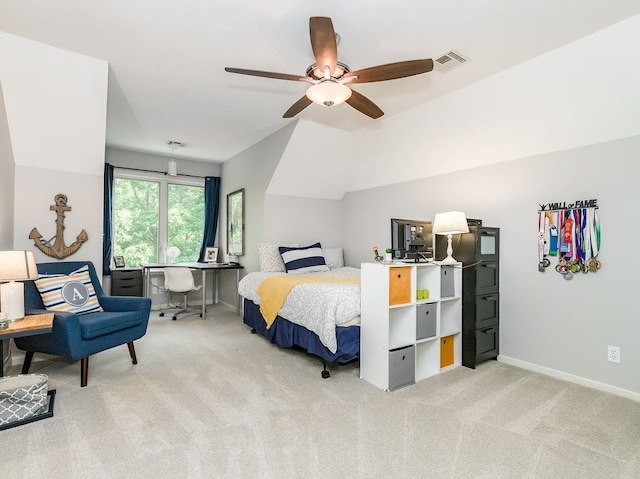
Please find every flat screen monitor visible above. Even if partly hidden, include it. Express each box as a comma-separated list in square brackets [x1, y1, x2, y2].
[390, 218, 434, 262]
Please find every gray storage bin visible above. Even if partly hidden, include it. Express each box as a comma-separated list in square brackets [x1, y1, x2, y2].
[416, 302, 437, 340]
[441, 266, 455, 298]
[388, 345, 415, 391]
[0, 374, 48, 427]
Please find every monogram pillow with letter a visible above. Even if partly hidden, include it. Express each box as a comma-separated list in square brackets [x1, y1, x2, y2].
[35, 265, 103, 314]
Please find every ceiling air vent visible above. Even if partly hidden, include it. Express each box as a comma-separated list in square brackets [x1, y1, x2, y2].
[434, 50, 470, 73]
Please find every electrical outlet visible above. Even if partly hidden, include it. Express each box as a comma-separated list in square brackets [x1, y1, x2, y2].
[607, 346, 620, 363]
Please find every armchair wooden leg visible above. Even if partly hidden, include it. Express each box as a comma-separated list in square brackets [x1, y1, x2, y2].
[127, 342, 138, 365]
[81, 357, 89, 387]
[21, 351, 35, 374]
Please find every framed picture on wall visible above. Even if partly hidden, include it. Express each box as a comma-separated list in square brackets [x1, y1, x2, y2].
[204, 247, 218, 263]
[227, 188, 244, 256]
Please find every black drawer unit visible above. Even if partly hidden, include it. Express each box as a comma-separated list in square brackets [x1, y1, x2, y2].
[474, 261, 499, 295]
[474, 293, 500, 329]
[475, 326, 499, 363]
[455, 225, 500, 369]
[452, 226, 500, 264]
[111, 269, 143, 296]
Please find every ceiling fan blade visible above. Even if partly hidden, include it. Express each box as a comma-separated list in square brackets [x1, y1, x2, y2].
[345, 90, 384, 119]
[309, 17, 338, 76]
[225, 67, 311, 82]
[344, 59, 434, 84]
[283, 96, 313, 118]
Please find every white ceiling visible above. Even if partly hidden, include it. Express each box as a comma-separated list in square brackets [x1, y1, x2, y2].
[2, 1, 640, 163]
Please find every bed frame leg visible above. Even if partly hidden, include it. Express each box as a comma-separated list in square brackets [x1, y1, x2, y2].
[250, 328, 257, 334]
[321, 361, 331, 379]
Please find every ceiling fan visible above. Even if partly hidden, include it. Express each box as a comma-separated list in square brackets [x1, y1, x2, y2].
[225, 17, 434, 119]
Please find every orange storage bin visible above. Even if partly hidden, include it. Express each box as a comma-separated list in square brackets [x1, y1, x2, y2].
[440, 335, 454, 368]
[389, 267, 411, 305]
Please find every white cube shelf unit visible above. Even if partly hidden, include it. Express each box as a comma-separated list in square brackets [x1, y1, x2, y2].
[360, 261, 462, 391]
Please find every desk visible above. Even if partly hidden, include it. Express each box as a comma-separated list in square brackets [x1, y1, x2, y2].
[0, 313, 54, 377]
[141, 262, 243, 317]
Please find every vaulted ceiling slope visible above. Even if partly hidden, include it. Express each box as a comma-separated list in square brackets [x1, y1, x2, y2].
[1, 1, 640, 163]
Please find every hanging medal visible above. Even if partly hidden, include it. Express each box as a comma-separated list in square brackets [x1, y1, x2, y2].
[548, 211, 558, 256]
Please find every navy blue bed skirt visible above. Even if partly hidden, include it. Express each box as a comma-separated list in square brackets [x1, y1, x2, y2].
[242, 299, 360, 364]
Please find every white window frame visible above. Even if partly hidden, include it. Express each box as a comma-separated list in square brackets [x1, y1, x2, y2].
[113, 168, 204, 263]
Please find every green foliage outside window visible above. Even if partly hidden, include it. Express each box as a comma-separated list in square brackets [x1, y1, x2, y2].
[114, 179, 159, 267]
[168, 184, 205, 262]
[113, 178, 204, 267]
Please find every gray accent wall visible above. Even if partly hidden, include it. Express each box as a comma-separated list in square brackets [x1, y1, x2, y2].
[0, 81, 15, 249]
[219, 122, 297, 303]
[342, 134, 640, 395]
[0, 81, 14, 369]
[264, 194, 342, 249]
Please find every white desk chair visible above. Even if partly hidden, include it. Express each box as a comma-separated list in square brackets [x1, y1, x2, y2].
[159, 267, 203, 320]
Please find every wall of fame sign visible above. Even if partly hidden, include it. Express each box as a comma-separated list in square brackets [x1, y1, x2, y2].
[537, 199, 600, 280]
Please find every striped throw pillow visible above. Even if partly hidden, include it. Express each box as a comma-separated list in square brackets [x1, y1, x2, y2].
[279, 242, 330, 274]
[34, 265, 103, 314]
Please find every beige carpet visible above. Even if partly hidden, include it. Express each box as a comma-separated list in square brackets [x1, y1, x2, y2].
[1, 305, 639, 479]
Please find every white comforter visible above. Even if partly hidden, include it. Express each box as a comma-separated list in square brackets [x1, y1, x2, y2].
[238, 267, 361, 353]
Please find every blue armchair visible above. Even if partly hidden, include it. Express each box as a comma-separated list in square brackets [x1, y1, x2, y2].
[15, 261, 151, 387]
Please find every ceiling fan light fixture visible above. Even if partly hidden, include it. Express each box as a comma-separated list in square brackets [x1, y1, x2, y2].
[306, 81, 352, 107]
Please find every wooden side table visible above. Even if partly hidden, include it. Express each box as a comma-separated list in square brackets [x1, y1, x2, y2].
[0, 313, 54, 377]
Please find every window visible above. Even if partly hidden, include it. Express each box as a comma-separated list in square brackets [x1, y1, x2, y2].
[113, 170, 204, 267]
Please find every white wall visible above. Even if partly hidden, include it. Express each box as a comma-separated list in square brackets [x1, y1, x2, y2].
[266, 119, 351, 200]
[346, 14, 640, 192]
[264, 194, 342, 248]
[342, 135, 640, 396]
[13, 166, 104, 267]
[0, 32, 108, 270]
[0, 32, 107, 176]
[0, 81, 15, 368]
[106, 147, 221, 177]
[219, 122, 297, 302]
[0, 81, 15, 250]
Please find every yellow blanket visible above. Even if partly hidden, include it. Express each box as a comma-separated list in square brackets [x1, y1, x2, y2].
[257, 275, 360, 328]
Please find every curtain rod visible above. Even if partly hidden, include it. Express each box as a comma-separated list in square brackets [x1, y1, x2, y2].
[113, 165, 208, 179]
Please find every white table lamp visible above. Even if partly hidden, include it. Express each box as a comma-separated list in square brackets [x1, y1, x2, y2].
[433, 211, 470, 264]
[0, 251, 39, 321]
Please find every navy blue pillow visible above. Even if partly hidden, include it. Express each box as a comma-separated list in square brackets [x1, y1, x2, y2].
[278, 242, 330, 274]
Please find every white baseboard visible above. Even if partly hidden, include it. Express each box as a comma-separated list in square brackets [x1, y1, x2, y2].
[498, 355, 640, 403]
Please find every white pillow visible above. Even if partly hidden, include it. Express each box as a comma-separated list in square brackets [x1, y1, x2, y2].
[322, 247, 344, 270]
[257, 242, 298, 272]
[279, 242, 330, 274]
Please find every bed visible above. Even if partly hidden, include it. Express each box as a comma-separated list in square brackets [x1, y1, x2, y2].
[238, 243, 361, 377]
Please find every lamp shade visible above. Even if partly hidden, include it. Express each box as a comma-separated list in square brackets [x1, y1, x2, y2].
[0, 251, 38, 321]
[0, 251, 38, 281]
[432, 211, 470, 235]
[167, 159, 178, 176]
[306, 81, 352, 107]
